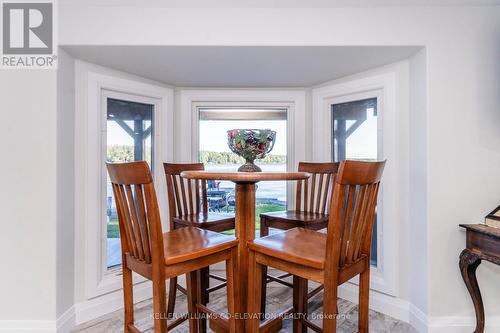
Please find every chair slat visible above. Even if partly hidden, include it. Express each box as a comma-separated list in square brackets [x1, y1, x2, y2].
[315, 174, 324, 213]
[179, 176, 189, 216]
[116, 184, 139, 258]
[187, 178, 194, 215]
[125, 185, 145, 260]
[135, 184, 151, 263]
[353, 183, 379, 260]
[172, 175, 183, 216]
[296, 180, 302, 212]
[296, 162, 339, 214]
[195, 179, 200, 215]
[345, 184, 367, 264]
[111, 184, 131, 253]
[321, 173, 332, 214]
[201, 180, 208, 215]
[303, 178, 309, 212]
[339, 185, 356, 266]
[309, 174, 316, 214]
[348, 184, 371, 263]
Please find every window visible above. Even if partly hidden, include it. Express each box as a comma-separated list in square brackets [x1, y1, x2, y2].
[198, 108, 287, 230]
[105, 96, 154, 269]
[81, 70, 172, 298]
[332, 97, 379, 265]
[313, 74, 397, 295]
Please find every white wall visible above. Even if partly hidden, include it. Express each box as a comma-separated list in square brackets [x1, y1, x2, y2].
[1, 3, 499, 332]
[0, 70, 57, 324]
[408, 48, 428, 321]
[57, 5, 500, 331]
[56, 48, 76, 328]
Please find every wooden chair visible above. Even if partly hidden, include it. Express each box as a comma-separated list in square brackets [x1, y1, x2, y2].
[259, 162, 339, 313]
[107, 161, 238, 333]
[163, 163, 236, 324]
[247, 160, 385, 333]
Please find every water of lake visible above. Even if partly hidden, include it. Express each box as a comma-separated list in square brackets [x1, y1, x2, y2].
[206, 163, 287, 203]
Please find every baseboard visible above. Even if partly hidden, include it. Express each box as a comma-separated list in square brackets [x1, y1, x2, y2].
[0, 306, 75, 333]
[336, 282, 411, 323]
[427, 315, 500, 333]
[57, 306, 76, 333]
[409, 303, 428, 333]
[0, 320, 57, 332]
[74, 280, 153, 325]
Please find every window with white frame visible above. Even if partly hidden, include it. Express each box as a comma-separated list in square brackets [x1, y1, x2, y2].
[79, 68, 173, 299]
[313, 73, 398, 296]
[104, 94, 155, 270]
[331, 97, 379, 265]
[198, 108, 288, 229]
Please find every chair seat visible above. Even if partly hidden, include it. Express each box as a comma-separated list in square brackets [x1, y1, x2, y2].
[163, 227, 237, 265]
[260, 210, 329, 225]
[248, 228, 326, 269]
[173, 213, 235, 228]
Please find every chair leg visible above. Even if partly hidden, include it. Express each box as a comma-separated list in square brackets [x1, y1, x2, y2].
[322, 280, 338, 333]
[198, 267, 209, 333]
[201, 266, 210, 303]
[122, 265, 134, 332]
[293, 276, 307, 333]
[152, 277, 168, 333]
[358, 265, 371, 333]
[186, 271, 200, 333]
[167, 277, 177, 318]
[226, 248, 238, 333]
[259, 219, 269, 316]
[246, 250, 263, 333]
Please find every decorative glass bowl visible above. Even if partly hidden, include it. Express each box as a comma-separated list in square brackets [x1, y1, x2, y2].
[227, 129, 276, 172]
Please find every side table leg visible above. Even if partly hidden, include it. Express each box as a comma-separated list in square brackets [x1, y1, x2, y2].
[459, 249, 484, 333]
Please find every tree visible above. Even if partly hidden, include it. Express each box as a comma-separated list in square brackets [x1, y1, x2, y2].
[107, 145, 134, 162]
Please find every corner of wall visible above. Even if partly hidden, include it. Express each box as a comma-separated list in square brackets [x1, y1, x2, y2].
[56, 47, 77, 324]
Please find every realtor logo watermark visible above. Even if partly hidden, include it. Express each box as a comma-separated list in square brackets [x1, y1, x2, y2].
[1, 1, 57, 69]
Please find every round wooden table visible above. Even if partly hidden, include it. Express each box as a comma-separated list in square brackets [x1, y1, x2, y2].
[181, 171, 310, 332]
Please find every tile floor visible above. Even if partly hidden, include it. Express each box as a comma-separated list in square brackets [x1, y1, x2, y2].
[74, 286, 417, 332]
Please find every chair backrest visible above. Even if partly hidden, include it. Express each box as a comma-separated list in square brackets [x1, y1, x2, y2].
[163, 163, 208, 228]
[106, 161, 164, 265]
[325, 160, 385, 268]
[295, 162, 340, 214]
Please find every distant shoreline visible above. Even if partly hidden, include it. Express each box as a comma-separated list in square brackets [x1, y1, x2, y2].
[200, 150, 286, 164]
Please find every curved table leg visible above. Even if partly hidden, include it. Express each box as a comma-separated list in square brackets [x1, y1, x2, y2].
[459, 249, 484, 333]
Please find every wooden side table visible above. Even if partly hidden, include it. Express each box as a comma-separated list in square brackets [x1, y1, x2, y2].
[181, 171, 310, 332]
[459, 224, 500, 333]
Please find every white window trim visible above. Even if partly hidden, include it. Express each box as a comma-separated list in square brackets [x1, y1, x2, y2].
[178, 89, 307, 208]
[82, 72, 173, 298]
[312, 73, 398, 296]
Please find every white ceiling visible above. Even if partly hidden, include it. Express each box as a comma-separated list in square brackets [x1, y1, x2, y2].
[63, 46, 422, 87]
[59, 0, 500, 7]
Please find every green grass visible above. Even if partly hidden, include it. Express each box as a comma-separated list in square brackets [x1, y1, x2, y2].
[107, 218, 120, 238]
[106, 203, 286, 238]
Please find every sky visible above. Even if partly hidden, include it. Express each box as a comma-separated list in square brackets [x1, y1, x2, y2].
[106, 108, 377, 160]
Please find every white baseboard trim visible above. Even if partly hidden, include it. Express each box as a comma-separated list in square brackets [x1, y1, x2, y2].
[336, 282, 410, 323]
[56, 306, 76, 333]
[0, 320, 57, 332]
[409, 303, 428, 333]
[74, 280, 153, 326]
[0, 307, 76, 333]
[427, 315, 500, 333]
[73, 274, 186, 329]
